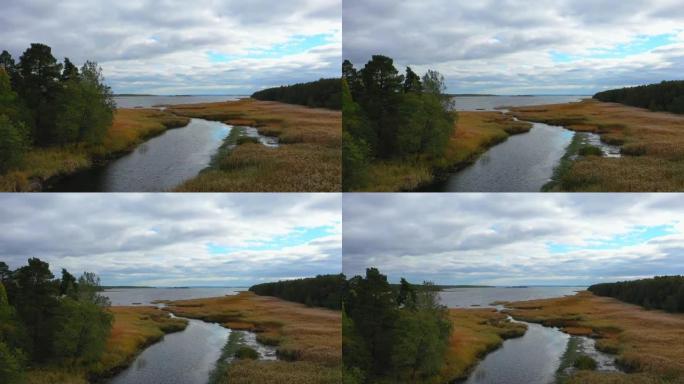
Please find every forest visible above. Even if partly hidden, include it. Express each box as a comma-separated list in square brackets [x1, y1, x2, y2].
[343, 268, 452, 383]
[342, 55, 455, 191]
[588, 275, 684, 313]
[0, 258, 112, 383]
[249, 274, 344, 310]
[0, 44, 114, 174]
[593, 80, 684, 114]
[251, 78, 341, 110]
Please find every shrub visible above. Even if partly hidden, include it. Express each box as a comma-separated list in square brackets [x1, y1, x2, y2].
[234, 346, 259, 360]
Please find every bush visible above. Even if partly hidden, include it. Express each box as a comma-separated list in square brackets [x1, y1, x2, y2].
[234, 346, 259, 360]
[578, 145, 603, 157]
[574, 355, 598, 370]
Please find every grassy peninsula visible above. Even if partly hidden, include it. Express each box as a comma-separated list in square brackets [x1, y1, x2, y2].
[164, 291, 342, 384]
[505, 291, 684, 383]
[166, 98, 341, 192]
[511, 99, 684, 191]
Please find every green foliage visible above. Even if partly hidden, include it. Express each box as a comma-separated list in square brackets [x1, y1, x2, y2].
[0, 115, 29, 173]
[573, 355, 598, 370]
[343, 269, 452, 382]
[588, 276, 684, 313]
[251, 78, 341, 110]
[0, 258, 113, 375]
[0, 341, 24, 384]
[52, 298, 112, 364]
[578, 145, 603, 157]
[249, 274, 344, 310]
[234, 346, 259, 360]
[594, 80, 684, 114]
[342, 54, 456, 183]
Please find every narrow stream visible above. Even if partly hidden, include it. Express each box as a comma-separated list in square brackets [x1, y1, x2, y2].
[438, 122, 574, 192]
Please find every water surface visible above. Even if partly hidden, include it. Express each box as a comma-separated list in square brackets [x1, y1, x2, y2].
[435, 123, 574, 192]
[452, 95, 587, 111]
[49, 119, 232, 192]
[439, 287, 585, 308]
[114, 95, 245, 109]
[103, 287, 245, 306]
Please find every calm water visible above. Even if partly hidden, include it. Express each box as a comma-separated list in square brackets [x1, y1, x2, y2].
[451, 95, 587, 111]
[439, 287, 585, 308]
[441, 288, 620, 384]
[435, 122, 574, 192]
[109, 318, 231, 384]
[114, 95, 245, 108]
[105, 288, 277, 384]
[49, 118, 231, 192]
[103, 288, 245, 306]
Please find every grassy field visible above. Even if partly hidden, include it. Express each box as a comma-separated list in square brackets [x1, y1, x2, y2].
[510, 99, 684, 191]
[0, 109, 189, 191]
[358, 111, 532, 191]
[166, 98, 341, 192]
[505, 291, 684, 383]
[438, 308, 527, 382]
[164, 291, 341, 383]
[26, 306, 188, 384]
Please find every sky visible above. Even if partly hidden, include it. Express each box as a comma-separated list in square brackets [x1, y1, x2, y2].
[0, 194, 341, 287]
[343, 0, 684, 95]
[0, 0, 341, 95]
[343, 194, 684, 286]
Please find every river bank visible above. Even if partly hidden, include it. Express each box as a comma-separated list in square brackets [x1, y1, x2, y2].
[166, 99, 341, 192]
[510, 99, 684, 191]
[0, 109, 189, 192]
[504, 291, 684, 383]
[358, 111, 532, 191]
[25, 306, 188, 384]
[162, 291, 342, 384]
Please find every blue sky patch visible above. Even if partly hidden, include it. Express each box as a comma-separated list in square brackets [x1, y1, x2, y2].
[551, 33, 677, 63]
[208, 33, 332, 63]
[207, 225, 334, 255]
[547, 224, 676, 254]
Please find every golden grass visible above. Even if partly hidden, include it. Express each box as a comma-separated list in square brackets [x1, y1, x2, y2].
[505, 291, 684, 383]
[510, 99, 684, 191]
[0, 109, 189, 191]
[438, 308, 527, 382]
[25, 306, 188, 384]
[167, 98, 341, 192]
[358, 111, 531, 191]
[164, 291, 341, 383]
[222, 360, 341, 384]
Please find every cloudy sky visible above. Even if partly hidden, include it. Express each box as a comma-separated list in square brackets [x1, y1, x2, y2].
[344, 194, 684, 286]
[0, 0, 340, 94]
[0, 194, 341, 287]
[344, 0, 684, 95]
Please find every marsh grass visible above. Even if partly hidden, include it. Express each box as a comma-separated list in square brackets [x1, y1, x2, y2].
[25, 306, 188, 384]
[438, 308, 527, 382]
[165, 292, 341, 383]
[0, 109, 190, 191]
[360, 111, 532, 191]
[506, 291, 684, 383]
[167, 99, 341, 192]
[511, 99, 684, 191]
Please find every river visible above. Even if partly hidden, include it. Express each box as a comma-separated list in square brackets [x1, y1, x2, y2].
[102, 288, 277, 384]
[433, 96, 620, 192]
[440, 287, 620, 384]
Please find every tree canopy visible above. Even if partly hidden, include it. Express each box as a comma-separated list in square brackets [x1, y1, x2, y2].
[589, 275, 684, 313]
[249, 274, 344, 310]
[251, 78, 341, 110]
[594, 81, 684, 114]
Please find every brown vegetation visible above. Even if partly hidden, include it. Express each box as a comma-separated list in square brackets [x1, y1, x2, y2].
[440, 308, 527, 382]
[167, 98, 341, 192]
[164, 291, 341, 383]
[506, 291, 684, 383]
[361, 111, 532, 191]
[511, 99, 684, 191]
[0, 109, 189, 191]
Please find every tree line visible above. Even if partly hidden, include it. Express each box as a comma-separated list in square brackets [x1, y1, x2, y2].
[593, 80, 684, 114]
[0, 258, 112, 383]
[343, 268, 452, 383]
[251, 78, 341, 110]
[249, 274, 344, 310]
[588, 275, 684, 313]
[0, 43, 115, 173]
[342, 55, 456, 191]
